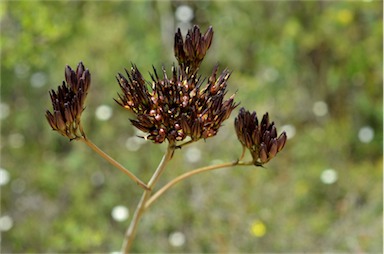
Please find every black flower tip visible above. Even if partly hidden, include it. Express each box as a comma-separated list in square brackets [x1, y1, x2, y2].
[46, 62, 91, 140]
[234, 108, 287, 166]
[174, 25, 214, 76]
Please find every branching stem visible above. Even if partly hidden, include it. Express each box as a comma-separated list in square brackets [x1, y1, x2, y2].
[122, 143, 175, 253]
[175, 139, 194, 149]
[145, 159, 253, 210]
[80, 137, 150, 191]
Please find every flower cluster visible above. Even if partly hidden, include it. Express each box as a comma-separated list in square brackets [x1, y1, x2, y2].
[115, 26, 237, 143]
[234, 108, 287, 166]
[45, 62, 90, 140]
[45, 25, 287, 166]
[174, 25, 213, 76]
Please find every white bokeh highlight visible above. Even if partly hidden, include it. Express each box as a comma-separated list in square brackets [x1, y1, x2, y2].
[0, 215, 13, 231]
[321, 169, 338, 184]
[175, 5, 194, 23]
[95, 105, 113, 121]
[8, 133, 25, 148]
[0, 168, 10, 186]
[169, 231, 186, 247]
[184, 147, 202, 163]
[125, 136, 146, 152]
[281, 124, 296, 139]
[312, 101, 328, 117]
[30, 72, 48, 88]
[0, 103, 10, 120]
[111, 205, 129, 222]
[358, 126, 374, 143]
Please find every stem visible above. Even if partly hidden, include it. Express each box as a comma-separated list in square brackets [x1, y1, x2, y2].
[239, 146, 246, 161]
[122, 143, 175, 253]
[80, 137, 150, 191]
[145, 160, 253, 210]
[175, 139, 194, 149]
[147, 145, 175, 188]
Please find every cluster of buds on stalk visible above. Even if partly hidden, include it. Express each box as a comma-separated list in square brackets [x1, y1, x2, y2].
[45, 62, 90, 140]
[46, 25, 287, 167]
[115, 25, 237, 143]
[174, 25, 213, 77]
[234, 108, 287, 166]
[45, 24, 289, 254]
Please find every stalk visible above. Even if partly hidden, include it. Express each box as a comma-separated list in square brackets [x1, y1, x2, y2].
[121, 143, 175, 253]
[80, 137, 149, 191]
[145, 160, 253, 209]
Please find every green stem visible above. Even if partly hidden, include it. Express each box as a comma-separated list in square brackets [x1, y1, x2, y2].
[80, 137, 150, 191]
[144, 160, 253, 210]
[121, 143, 175, 253]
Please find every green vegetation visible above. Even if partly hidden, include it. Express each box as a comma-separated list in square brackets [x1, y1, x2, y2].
[1, 1, 382, 252]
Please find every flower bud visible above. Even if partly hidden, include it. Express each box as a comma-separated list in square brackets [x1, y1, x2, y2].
[235, 108, 287, 166]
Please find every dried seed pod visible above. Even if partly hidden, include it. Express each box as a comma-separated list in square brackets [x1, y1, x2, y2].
[174, 25, 214, 77]
[46, 62, 91, 140]
[115, 26, 237, 144]
[234, 108, 287, 166]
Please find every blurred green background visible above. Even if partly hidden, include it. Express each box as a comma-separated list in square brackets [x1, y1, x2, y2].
[1, 0, 382, 252]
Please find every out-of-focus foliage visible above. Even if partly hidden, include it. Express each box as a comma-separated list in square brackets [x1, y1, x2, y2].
[1, 0, 382, 252]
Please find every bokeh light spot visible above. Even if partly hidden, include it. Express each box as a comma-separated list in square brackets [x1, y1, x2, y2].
[0, 215, 13, 231]
[250, 220, 266, 237]
[14, 63, 30, 78]
[8, 133, 25, 148]
[0, 103, 10, 120]
[125, 136, 146, 152]
[0, 168, 10, 186]
[262, 67, 279, 83]
[320, 169, 338, 184]
[168, 231, 186, 247]
[175, 5, 194, 23]
[281, 124, 296, 139]
[111, 205, 129, 222]
[95, 105, 113, 121]
[184, 147, 201, 163]
[11, 178, 26, 194]
[90, 171, 105, 187]
[358, 126, 374, 143]
[30, 72, 48, 88]
[312, 101, 328, 117]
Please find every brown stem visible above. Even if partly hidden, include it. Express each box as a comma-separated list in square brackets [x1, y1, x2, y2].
[175, 139, 194, 149]
[121, 143, 175, 253]
[80, 137, 150, 191]
[239, 146, 246, 161]
[144, 160, 253, 210]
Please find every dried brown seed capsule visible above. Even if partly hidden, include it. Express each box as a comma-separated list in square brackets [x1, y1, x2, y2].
[46, 62, 91, 140]
[235, 108, 287, 166]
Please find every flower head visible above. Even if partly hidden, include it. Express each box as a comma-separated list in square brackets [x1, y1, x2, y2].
[174, 25, 213, 76]
[115, 64, 237, 144]
[46, 62, 90, 140]
[234, 108, 287, 166]
[115, 25, 237, 144]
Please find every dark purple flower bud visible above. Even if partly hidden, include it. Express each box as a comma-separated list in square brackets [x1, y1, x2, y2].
[46, 62, 91, 140]
[277, 132, 287, 152]
[174, 25, 214, 76]
[235, 108, 287, 166]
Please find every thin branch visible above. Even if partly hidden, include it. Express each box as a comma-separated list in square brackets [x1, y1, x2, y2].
[80, 137, 150, 191]
[147, 144, 175, 188]
[144, 160, 253, 210]
[121, 143, 175, 253]
[175, 139, 194, 149]
[239, 145, 246, 161]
